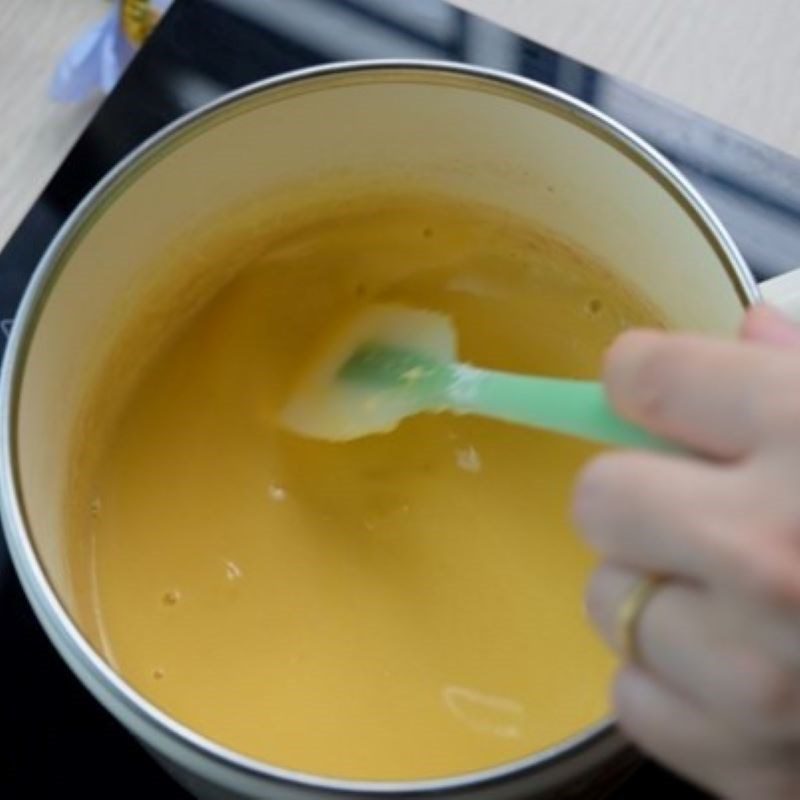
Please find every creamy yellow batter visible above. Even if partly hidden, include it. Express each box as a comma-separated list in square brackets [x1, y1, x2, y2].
[69, 195, 661, 780]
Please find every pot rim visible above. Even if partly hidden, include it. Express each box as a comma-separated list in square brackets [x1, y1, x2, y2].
[0, 59, 758, 795]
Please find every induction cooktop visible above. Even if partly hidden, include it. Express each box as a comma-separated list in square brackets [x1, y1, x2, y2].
[5, 1, 800, 796]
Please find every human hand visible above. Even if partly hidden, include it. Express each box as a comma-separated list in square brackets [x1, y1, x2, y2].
[573, 305, 800, 799]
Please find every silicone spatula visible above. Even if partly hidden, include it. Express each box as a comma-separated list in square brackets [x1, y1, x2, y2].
[279, 303, 668, 450]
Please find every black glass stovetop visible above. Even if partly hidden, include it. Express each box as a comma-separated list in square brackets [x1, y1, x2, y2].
[4, 1, 800, 796]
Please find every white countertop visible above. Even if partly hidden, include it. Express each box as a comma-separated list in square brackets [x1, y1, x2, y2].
[2, 0, 798, 251]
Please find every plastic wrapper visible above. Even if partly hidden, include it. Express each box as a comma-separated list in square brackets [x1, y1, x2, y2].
[51, 0, 173, 103]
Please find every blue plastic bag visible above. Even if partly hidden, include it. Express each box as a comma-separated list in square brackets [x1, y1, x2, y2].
[51, 0, 173, 103]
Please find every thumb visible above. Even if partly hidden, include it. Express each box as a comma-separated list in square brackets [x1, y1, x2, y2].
[740, 304, 800, 348]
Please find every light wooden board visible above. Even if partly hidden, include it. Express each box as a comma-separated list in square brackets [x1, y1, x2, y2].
[452, 0, 800, 158]
[0, 0, 104, 249]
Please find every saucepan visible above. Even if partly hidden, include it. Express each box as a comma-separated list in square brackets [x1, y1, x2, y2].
[2, 62, 798, 799]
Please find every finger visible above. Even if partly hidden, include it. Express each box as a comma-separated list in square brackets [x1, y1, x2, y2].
[603, 330, 773, 459]
[614, 667, 743, 797]
[574, 450, 752, 583]
[576, 451, 800, 665]
[741, 305, 800, 349]
[614, 668, 800, 800]
[614, 667, 746, 797]
[588, 565, 800, 737]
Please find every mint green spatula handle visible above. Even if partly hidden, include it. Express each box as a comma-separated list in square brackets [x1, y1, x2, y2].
[449, 366, 670, 450]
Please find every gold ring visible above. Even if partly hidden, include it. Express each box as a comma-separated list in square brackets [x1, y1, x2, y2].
[616, 576, 664, 663]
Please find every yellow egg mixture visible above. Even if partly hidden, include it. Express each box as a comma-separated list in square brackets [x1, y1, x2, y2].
[68, 194, 661, 781]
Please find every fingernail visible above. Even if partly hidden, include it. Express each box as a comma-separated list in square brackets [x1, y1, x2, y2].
[742, 305, 800, 348]
[572, 460, 605, 537]
[603, 330, 665, 422]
